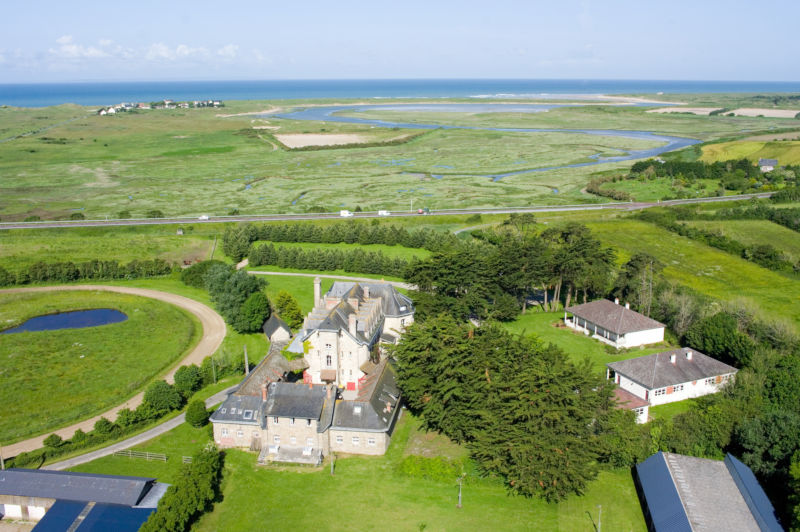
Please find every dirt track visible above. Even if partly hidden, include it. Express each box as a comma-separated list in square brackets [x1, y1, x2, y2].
[0, 285, 226, 458]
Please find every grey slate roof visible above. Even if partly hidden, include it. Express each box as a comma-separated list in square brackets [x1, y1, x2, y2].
[607, 347, 737, 390]
[234, 340, 290, 396]
[210, 394, 264, 426]
[636, 452, 778, 532]
[0, 469, 155, 506]
[332, 359, 401, 433]
[759, 158, 778, 167]
[567, 299, 665, 335]
[264, 381, 328, 420]
[262, 314, 291, 339]
[326, 282, 414, 317]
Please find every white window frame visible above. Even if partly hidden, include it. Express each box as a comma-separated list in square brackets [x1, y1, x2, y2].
[336, 435, 343, 444]
[352, 436, 360, 446]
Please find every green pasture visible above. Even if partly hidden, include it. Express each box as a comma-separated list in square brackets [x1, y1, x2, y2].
[684, 219, 800, 261]
[600, 177, 721, 202]
[72, 412, 646, 531]
[0, 290, 199, 443]
[585, 219, 800, 329]
[0, 224, 216, 273]
[502, 311, 670, 374]
[701, 140, 800, 164]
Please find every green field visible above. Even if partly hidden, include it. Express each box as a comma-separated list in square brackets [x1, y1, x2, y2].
[585, 219, 800, 329]
[0, 224, 217, 273]
[701, 139, 800, 164]
[684, 219, 800, 261]
[599, 176, 722, 202]
[72, 412, 646, 531]
[0, 290, 199, 443]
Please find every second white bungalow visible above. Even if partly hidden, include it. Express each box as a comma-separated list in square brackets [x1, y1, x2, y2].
[606, 347, 737, 406]
[565, 298, 665, 349]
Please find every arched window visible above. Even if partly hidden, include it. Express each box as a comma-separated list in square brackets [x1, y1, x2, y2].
[326, 355, 332, 366]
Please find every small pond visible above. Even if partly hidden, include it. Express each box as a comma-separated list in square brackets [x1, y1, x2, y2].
[1, 309, 128, 334]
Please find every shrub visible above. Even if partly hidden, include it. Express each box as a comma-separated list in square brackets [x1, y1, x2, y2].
[69, 212, 85, 220]
[146, 209, 164, 218]
[274, 290, 303, 329]
[143, 381, 183, 413]
[186, 400, 210, 427]
[71, 429, 88, 444]
[93, 417, 116, 435]
[43, 433, 64, 448]
[180, 259, 228, 289]
[174, 365, 203, 398]
[117, 210, 131, 218]
[236, 291, 271, 333]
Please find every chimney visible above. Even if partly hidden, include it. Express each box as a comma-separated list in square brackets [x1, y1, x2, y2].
[670, 353, 677, 364]
[364, 286, 370, 299]
[261, 382, 267, 402]
[614, 298, 619, 305]
[349, 313, 357, 336]
[625, 302, 630, 309]
[686, 350, 693, 361]
[313, 277, 321, 307]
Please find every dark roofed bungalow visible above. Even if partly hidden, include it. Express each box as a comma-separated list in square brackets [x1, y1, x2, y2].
[607, 347, 737, 406]
[565, 298, 665, 349]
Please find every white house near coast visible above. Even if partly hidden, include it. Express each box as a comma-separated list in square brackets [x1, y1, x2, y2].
[606, 347, 737, 407]
[565, 298, 665, 349]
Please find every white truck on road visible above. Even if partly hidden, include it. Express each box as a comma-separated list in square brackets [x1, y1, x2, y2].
[339, 210, 354, 217]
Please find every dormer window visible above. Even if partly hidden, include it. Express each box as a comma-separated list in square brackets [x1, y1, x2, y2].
[354, 405, 362, 415]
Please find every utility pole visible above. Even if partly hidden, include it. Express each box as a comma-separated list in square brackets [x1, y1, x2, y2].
[244, 345, 250, 375]
[456, 474, 465, 508]
[330, 452, 335, 476]
[212, 357, 217, 384]
[0, 444, 4, 470]
[410, 198, 414, 213]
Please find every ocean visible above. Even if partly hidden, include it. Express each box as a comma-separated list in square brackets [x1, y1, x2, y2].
[1, 79, 800, 108]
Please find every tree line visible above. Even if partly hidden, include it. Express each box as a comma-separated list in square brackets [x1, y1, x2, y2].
[222, 221, 460, 262]
[0, 258, 173, 287]
[406, 218, 615, 322]
[248, 243, 409, 277]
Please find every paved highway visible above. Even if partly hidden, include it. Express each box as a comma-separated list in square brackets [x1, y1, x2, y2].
[0, 193, 772, 231]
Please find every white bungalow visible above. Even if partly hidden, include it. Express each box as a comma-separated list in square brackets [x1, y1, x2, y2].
[613, 387, 649, 424]
[565, 299, 665, 349]
[758, 158, 778, 172]
[606, 347, 737, 407]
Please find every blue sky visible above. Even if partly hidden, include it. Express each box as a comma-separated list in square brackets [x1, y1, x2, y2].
[2, 0, 798, 83]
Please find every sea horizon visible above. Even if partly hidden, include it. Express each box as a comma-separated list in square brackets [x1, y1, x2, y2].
[2, 78, 800, 108]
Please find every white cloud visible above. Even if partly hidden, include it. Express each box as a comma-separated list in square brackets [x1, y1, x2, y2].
[49, 36, 109, 59]
[217, 44, 238, 58]
[56, 35, 73, 45]
[146, 43, 207, 61]
[99, 39, 113, 47]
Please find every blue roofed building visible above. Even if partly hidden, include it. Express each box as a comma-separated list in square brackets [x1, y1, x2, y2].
[0, 469, 167, 531]
[634, 452, 783, 532]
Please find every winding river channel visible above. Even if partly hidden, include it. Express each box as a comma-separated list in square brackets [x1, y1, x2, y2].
[270, 104, 700, 180]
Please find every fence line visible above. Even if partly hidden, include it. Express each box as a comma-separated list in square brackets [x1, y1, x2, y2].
[113, 450, 167, 462]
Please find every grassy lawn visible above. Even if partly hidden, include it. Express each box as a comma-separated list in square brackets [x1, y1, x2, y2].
[72, 412, 646, 531]
[503, 311, 669, 374]
[253, 240, 431, 261]
[684, 219, 800, 262]
[649, 400, 696, 422]
[0, 290, 199, 443]
[586, 219, 800, 329]
[701, 139, 800, 164]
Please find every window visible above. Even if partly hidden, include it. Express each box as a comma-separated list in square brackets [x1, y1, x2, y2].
[253, 431, 260, 438]
[705, 378, 716, 386]
[336, 435, 343, 444]
[273, 416, 279, 424]
[307, 419, 312, 427]
[325, 343, 332, 349]
[274, 435, 280, 444]
[243, 410, 253, 420]
[352, 437, 360, 446]
[290, 418, 295, 426]
[401, 318, 405, 327]
[326, 355, 332, 366]
[220, 408, 226, 414]
[654, 388, 666, 397]
[674, 384, 684, 392]
[237, 430, 243, 438]
[307, 437, 314, 447]
[221, 428, 228, 436]
[290, 436, 297, 445]
[368, 438, 376, 446]
[349, 370, 353, 377]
